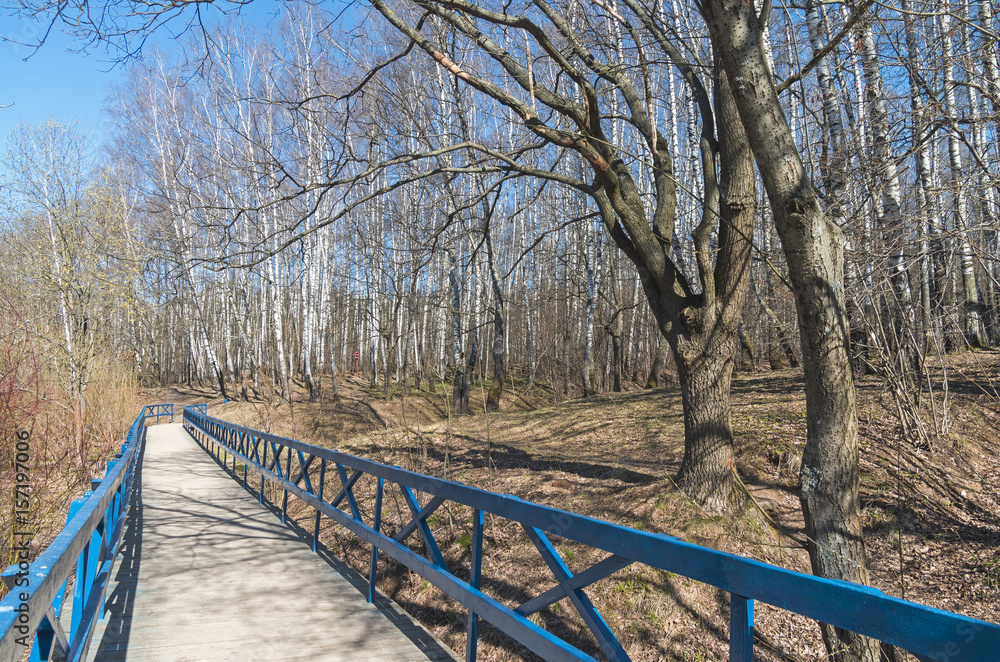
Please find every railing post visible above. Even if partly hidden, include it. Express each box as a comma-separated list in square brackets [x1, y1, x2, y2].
[105, 460, 119, 524]
[69, 493, 94, 642]
[465, 508, 484, 662]
[729, 594, 753, 662]
[368, 477, 383, 603]
[314, 461, 326, 554]
[98, 459, 119, 620]
[27, 502, 82, 662]
[281, 449, 291, 524]
[260, 441, 267, 504]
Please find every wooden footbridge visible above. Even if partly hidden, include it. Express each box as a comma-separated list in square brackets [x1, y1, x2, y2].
[2, 405, 999, 662]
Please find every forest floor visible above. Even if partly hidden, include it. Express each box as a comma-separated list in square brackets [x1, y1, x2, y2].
[152, 349, 1000, 662]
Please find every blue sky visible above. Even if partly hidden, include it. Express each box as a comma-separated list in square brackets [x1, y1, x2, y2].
[0, 17, 121, 147]
[0, 3, 289, 150]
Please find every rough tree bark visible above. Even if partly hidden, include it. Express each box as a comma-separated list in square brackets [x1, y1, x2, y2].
[669, 59, 757, 511]
[484, 215, 506, 412]
[702, 0, 882, 659]
[369, 0, 759, 512]
[645, 338, 669, 388]
[449, 250, 471, 415]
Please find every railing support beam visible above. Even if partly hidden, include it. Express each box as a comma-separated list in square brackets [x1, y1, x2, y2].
[729, 594, 753, 662]
[465, 508, 484, 662]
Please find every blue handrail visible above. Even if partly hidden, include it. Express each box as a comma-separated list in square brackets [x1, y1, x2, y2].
[141, 403, 173, 424]
[182, 409, 1000, 662]
[0, 405, 171, 662]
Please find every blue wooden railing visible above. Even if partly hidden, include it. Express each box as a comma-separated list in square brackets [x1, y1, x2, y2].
[0, 404, 179, 662]
[142, 403, 173, 424]
[182, 409, 1000, 662]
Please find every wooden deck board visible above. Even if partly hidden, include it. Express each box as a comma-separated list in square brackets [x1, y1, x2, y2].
[86, 423, 460, 662]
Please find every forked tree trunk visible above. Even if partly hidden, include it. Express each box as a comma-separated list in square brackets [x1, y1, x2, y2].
[373, 0, 755, 513]
[671, 63, 755, 512]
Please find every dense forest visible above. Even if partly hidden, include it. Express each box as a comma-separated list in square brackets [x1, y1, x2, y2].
[1, 0, 999, 659]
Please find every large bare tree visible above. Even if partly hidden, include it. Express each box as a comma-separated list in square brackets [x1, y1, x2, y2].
[362, 0, 757, 511]
[700, 1, 884, 658]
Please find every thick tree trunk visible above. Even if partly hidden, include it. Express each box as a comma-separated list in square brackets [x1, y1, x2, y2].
[611, 314, 623, 392]
[485, 222, 506, 412]
[671, 63, 755, 513]
[639, 61, 757, 514]
[702, 2, 881, 659]
[645, 338, 669, 388]
[674, 337, 738, 513]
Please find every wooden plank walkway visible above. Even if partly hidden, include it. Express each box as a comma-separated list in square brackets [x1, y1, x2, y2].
[87, 423, 460, 662]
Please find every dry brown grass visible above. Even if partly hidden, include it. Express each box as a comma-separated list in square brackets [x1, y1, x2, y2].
[1, 356, 145, 587]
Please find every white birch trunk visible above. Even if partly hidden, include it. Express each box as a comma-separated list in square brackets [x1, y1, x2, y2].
[940, 11, 985, 347]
